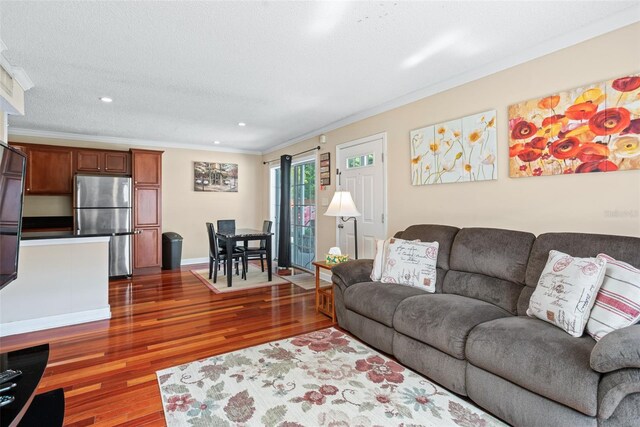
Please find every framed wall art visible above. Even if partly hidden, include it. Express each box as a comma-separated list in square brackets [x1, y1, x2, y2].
[320, 152, 331, 186]
[508, 73, 640, 177]
[194, 162, 238, 192]
[410, 109, 497, 185]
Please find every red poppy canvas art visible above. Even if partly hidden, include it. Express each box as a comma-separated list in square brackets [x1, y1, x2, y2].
[508, 74, 640, 177]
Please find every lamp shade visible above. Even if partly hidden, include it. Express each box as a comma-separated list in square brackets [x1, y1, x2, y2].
[324, 191, 361, 217]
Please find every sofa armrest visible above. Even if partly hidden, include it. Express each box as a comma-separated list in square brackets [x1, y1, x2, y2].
[591, 325, 640, 373]
[330, 259, 374, 292]
[598, 369, 640, 419]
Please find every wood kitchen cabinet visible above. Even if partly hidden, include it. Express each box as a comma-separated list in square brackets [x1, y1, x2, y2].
[134, 187, 161, 227]
[76, 149, 130, 174]
[132, 149, 162, 186]
[131, 149, 163, 271]
[10, 144, 74, 195]
[133, 227, 161, 269]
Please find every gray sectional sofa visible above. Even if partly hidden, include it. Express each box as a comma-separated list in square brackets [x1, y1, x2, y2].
[331, 225, 640, 427]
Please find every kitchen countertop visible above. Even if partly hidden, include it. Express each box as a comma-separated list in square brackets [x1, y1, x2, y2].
[21, 230, 139, 240]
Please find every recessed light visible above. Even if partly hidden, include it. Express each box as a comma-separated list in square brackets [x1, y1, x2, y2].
[213, 140, 221, 145]
[238, 122, 246, 127]
[99, 97, 113, 103]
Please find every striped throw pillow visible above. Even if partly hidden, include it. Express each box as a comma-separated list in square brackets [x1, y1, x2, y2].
[586, 254, 640, 341]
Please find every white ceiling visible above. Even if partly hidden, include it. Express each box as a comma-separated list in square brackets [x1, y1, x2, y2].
[1, 1, 639, 154]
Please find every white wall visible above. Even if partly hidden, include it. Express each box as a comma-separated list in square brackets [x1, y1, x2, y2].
[0, 237, 111, 336]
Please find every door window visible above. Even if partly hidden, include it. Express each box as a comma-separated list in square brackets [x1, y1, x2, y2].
[346, 153, 374, 169]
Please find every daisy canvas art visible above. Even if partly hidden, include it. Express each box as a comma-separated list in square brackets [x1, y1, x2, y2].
[508, 73, 640, 177]
[410, 110, 497, 185]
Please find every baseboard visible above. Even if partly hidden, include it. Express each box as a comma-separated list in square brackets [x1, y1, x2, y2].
[0, 306, 111, 337]
[181, 257, 208, 266]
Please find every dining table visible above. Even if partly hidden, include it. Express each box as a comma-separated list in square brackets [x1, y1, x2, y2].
[215, 228, 274, 287]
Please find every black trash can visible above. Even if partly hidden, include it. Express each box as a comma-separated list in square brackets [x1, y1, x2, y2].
[162, 232, 183, 270]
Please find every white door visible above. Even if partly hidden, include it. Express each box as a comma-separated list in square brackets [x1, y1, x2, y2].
[336, 133, 386, 259]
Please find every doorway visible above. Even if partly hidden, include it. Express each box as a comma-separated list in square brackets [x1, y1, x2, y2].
[335, 133, 387, 259]
[270, 156, 317, 271]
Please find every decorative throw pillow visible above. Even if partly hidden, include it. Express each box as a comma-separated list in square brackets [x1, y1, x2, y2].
[380, 239, 439, 292]
[370, 239, 387, 281]
[370, 238, 421, 281]
[527, 250, 607, 337]
[586, 254, 640, 341]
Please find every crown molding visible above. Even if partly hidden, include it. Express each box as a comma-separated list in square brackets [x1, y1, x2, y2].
[0, 36, 34, 91]
[264, 6, 640, 155]
[10, 67, 34, 91]
[8, 128, 263, 155]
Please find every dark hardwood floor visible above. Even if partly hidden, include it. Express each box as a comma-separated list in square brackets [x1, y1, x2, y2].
[0, 265, 334, 426]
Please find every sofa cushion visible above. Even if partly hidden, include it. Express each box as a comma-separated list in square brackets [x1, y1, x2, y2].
[396, 224, 459, 270]
[449, 227, 535, 284]
[344, 310, 395, 355]
[343, 282, 426, 327]
[520, 232, 640, 315]
[466, 364, 597, 427]
[393, 332, 468, 396]
[393, 294, 511, 359]
[466, 316, 599, 416]
[443, 270, 522, 315]
[445, 227, 535, 313]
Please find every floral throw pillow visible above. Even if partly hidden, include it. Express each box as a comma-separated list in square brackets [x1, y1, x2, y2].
[380, 239, 439, 292]
[527, 250, 607, 337]
[586, 254, 640, 341]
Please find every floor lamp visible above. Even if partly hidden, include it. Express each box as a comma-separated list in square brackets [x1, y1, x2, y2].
[324, 191, 361, 259]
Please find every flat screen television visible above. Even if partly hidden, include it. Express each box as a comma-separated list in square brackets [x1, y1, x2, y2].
[0, 141, 26, 291]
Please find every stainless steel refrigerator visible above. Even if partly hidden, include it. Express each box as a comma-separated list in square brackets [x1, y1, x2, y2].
[74, 175, 132, 277]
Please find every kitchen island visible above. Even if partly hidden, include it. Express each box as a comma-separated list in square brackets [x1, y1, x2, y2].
[0, 233, 115, 337]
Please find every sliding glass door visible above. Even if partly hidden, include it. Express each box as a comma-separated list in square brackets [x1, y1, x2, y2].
[270, 158, 316, 271]
[291, 160, 316, 270]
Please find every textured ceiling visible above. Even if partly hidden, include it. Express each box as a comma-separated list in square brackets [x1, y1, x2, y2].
[1, 1, 639, 153]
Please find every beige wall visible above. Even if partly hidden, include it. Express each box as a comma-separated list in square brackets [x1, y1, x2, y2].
[161, 146, 263, 260]
[9, 135, 264, 260]
[263, 23, 640, 259]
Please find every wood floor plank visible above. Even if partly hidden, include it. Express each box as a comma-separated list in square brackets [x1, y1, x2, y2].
[0, 264, 334, 426]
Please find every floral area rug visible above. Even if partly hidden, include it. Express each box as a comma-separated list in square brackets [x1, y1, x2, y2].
[156, 328, 506, 427]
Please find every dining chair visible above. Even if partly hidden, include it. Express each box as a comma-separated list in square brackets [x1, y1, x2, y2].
[217, 219, 237, 250]
[206, 222, 246, 282]
[238, 220, 273, 272]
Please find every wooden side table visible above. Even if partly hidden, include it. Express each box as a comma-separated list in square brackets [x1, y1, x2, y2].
[312, 261, 335, 322]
